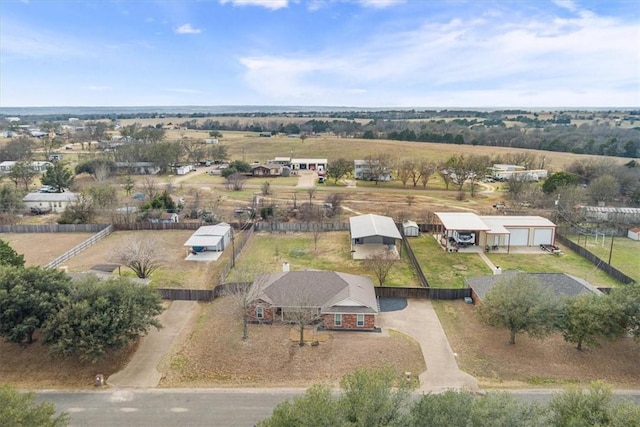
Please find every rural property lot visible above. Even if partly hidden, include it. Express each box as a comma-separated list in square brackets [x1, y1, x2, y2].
[434, 300, 640, 389]
[159, 298, 426, 388]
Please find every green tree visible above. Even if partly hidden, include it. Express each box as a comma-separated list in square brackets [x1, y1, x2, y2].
[0, 239, 25, 267]
[142, 190, 177, 213]
[339, 366, 414, 427]
[259, 367, 413, 427]
[549, 382, 619, 427]
[258, 384, 341, 427]
[74, 159, 117, 181]
[542, 171, 580, 194]
[8, 160, 38, 191]
[326, 158, 353, 184]
[610, 283, 640, 340]
[42, 276, 163, 363]
[407, 390, 473, 427]
[558, 293, 626, 351]
[0, 266, 71, 344]
[0, 183, 25, 214]
[478, 273, 559, 344]
[41, 162, 74, 193]
[0, 385, 69, 427]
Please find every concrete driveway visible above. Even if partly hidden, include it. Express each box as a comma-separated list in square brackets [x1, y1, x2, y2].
[108, 300, 198, 388]
[377, 299, 478, 393]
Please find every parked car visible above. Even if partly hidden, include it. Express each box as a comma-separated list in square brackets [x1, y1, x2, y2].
[30, 206, 52, 215]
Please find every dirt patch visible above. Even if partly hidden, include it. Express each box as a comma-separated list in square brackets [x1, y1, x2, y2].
[0, 233, 95, 266]
[159, 298, 426, 388]
[434, 300, 640, 389]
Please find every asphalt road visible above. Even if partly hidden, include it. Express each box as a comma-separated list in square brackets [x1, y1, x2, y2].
[37, 388, 640, 427]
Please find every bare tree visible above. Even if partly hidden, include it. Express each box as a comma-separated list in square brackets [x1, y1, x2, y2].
[418, 160, 435, 188]
[110, 234, 165, 279]
[226, 269, 268, 341]
[286, 287, 323, 346]
[141, 176, 159, 200]
[364, 250, 398, 286]
[397, 159, 414, 187]
[225, 173, 247, 191]
[307, 186, 317, 204]
[324, 193, 344, 218]
[261, 181, 271, 196]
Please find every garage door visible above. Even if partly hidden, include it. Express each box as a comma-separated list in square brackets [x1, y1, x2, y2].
[507, 228, 529, 246]
[533, 228, 553, 245]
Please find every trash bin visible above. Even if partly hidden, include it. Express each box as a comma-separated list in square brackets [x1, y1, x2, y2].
[95, 374, 104, 387]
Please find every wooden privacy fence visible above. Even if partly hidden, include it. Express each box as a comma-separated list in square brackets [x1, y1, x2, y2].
[555, 233, 635, 284]
[253, 221, 350, 232]
[217, 225, 255, 284]
[0, 223, 110, 233]
[157, 288, 215, 301]
[44, 225, 114, 269]
[112, 222, 203, 231]
[399, 228, 429, 287]
[374, 286, 471, 300]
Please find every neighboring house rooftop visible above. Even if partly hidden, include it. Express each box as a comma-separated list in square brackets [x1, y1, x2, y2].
[349, 214, 402, 240]
[466, 271, 602, 301]
[256, 270, 379, 314]
[23, 192, 77, 202]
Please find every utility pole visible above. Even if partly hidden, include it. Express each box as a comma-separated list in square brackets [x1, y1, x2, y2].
[608, 232, 614, 265]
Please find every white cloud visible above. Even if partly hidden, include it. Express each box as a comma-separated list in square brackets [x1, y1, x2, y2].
[164, 88, 203, 94]
[552, 0, 578, 12]
[219, 0, 289, 10]
[175, 23, 202, 34]
[0, 21, 86, 58]
[83, 85, 111, 91]
[238, 5, 640, 107]
[357, 0, 404, 9]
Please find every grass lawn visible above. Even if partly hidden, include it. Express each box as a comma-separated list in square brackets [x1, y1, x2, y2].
[487, 242, 623, 288]
[408, 235, 492, 288]
[228, 231, 421, 287]
[564, 234, 640, 283]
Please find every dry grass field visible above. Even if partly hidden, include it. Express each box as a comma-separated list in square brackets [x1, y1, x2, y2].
[434, 300, 640, 389]
[158, 298, 426, 388]
[0, 232, 95, 266]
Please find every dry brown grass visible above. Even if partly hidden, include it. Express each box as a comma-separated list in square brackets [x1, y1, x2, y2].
[434, 300, 640, 389]
[158, 298, 426, 388]
[0, 331, 138, 389]
[0, 232, 95, 266]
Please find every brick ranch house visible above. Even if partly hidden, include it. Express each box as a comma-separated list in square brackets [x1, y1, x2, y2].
[247, 270, 379, 331]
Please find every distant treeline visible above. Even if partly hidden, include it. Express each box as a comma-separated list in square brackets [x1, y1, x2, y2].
[2, 109, 639, 158]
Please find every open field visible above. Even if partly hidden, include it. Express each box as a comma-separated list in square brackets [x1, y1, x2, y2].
[433, 300, 640, 389]
[0, 232, 95, 266]
[229, 231, 421, 287]
[159, 298, 426, 388]
[564, 234, 640, 283]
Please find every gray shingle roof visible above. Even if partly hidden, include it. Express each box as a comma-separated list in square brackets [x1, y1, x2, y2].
[466, 270, 601, 301]
[255, 270, 378, 314]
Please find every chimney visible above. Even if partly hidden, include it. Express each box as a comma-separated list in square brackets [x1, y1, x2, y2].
[282, 262, 290, 272]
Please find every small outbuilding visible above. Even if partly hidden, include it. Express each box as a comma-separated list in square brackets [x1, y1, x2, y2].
[183, 223, 232, 262]
[628, 227, 640, 241]
[349, 213, 402, 259]
[402, 220, 419, 237]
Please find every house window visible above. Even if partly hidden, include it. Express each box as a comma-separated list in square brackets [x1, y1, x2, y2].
[334, 314, 342, 327]
[256, 306, 264, 319]
[357, 314, 365, 327]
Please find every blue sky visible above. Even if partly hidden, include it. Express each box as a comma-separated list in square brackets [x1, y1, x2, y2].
[1, 0, 638, 108]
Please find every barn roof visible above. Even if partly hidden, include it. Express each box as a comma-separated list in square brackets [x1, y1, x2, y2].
[350, 214, 402, 240]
